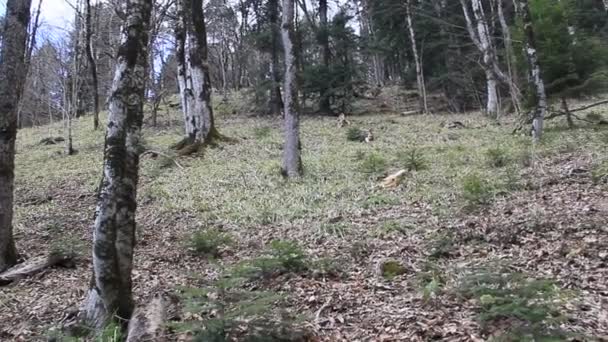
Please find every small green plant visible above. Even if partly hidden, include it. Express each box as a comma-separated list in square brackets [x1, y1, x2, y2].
[176, 275, 309, 342]
[375, 220, 412, 238]
[346, 127, 364, 141]
[349, 241, 372, 262]
[311, 257, 345, 279]
[398, 148, 428, 171]
[358, 152, 387, 174]
[485, 146, 510, 168]
[188, 228, 233, 258]
[269, 240, 309, 273]
[50, 237, 84, 260]
[380, 260, 407, 279]
[462, 173, 493, 206]
[586, 111, 604, 123]
[97, 320, 124, 342]
[415, 262, 445, 301]
[457, 265, 566, 339]
[428, 232, 455, 259]
[253, 126, 272, 140]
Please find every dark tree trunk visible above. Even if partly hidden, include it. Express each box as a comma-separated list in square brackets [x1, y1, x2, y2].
[86, 0, 101, 130]
[281, 0, 302, 177]
[269, 0, 283, 115]
[80, 0, 152, 330]
[0, 0, 32, 272]
[318, 0, 331, 114]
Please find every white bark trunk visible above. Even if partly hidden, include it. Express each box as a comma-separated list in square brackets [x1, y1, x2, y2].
[81, 0, 152, 331]
[406, 0, 428, 114]
[176, 0, 215, 144]
[281, 0, 302, 177]
[518, 0, 546, 141]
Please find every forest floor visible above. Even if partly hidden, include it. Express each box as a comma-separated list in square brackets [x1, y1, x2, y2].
[1, 95, 608, 341]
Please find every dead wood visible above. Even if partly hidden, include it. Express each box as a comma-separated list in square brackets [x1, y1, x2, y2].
[38, 137, 65, 145]
[126, 292, 174, 342]
[381, 170, 407, 189]
[0, 252, 74, 286]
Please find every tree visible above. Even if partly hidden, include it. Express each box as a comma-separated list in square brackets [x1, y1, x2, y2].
[80, 0, 152, 329]
[281, 0, 302, 177]
[406, 0, 428, 114]
[174, 0, 218, 151]
[85, 0, 101, 130]
[318, 0, 331, 114]
[0, 0, 32, 272]
[518, 0, 547, 141]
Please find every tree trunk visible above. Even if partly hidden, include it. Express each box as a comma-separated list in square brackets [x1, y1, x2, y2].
[281, 0, 302, 178]
[405, 0, 428, 114]
[518, 0, 546, 141]
[318, 0, 331, 114]
[461, 0, 501, 117]
[175, 0, 216, 146]
[174, 0, 191, 136]
[497, 0, 522, 115]
[269, 0, 283, 115]
[86, 0, 101, 130]
[80, 0, 152, 330]
[0, 0, 32, 272]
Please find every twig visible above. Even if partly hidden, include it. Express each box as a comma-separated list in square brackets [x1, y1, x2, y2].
[141, 150, 184, 170]
[314, 297, 332, 324]
[569, 99, 608, 113]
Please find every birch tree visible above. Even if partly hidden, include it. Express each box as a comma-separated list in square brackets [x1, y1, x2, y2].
[80, 0, 152, 329]
[518, 0, 546, 141]
[0, 0, 32, 272]
[460, 0, 500, 117]
[281, 0, 302, 177]
[174, 0, 218, 152]
[405, 0, 428, 114]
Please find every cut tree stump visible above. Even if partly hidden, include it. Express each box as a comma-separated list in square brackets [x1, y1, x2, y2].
[0, 252, 74, 286]
[126, 292, 174, 342]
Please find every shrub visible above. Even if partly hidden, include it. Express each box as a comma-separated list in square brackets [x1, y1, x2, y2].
[189, 228, 233, 258]
[485, 146, 510, 168]
[428, 232, 455, 259]
[269, 240, 309, 273]
[398, 148, 428, 171]
[457, 265, 566, 339]
[346, 127, 364, 142]
[462, 173, 493, 206]
[358, 153, 387, 174]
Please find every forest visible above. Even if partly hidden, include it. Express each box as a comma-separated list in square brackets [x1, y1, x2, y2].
[0, 0, 607, 340]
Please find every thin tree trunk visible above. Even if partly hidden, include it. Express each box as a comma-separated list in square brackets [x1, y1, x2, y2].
[269, 0, 283, 115]
[281, 0, 302, 178]
[86, 0, 100, 130]
[461, 0, 501, 117]
[497, 0, 522, 115]
[174, 0, 191, 136]
[405, 0, 428, 114]
[318, 0, 331, 114]
[16, 0, 42, 129]
[80, 0, 152, 330]
[518, 0, 546, 141]
[0, 0, 32, 273]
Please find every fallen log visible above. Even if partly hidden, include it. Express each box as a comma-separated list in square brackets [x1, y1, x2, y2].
[126, 292, 173, 342]
[381, 169, 407, 189]
[0, 252, 74, 286]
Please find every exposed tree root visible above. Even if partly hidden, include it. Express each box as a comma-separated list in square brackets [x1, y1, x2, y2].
[0, 252, 74, 286]
[171, 129, 237, 156]
[126, 292, 176, 342]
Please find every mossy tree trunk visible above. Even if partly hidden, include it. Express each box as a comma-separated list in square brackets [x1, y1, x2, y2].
[281, 0, 303, 178]
[0, 0, 32, 272]
[80, 0, 152, 330]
